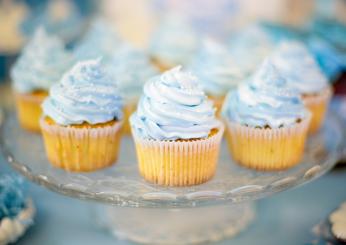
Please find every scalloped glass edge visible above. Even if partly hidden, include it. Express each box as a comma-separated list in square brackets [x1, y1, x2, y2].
[0, 109, 344, 208]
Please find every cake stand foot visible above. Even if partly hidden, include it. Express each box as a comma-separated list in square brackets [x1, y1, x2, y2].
[95, 203, 255, 244]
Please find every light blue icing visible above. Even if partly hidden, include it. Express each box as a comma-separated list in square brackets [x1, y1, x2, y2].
[228, 24, 275, 76]
[108, 44, 158, 102]
[222, 60, 308, 128]
[11, 27, 73, 93]
[306, 36, 346, 81]
[42, 58, 123, 125]
[130, 66, 220, 140]
[149, 17, 198, 66]
[73, 19, 123, 61]
[189, 38, 245, 96]
[270, 41, 328, 94]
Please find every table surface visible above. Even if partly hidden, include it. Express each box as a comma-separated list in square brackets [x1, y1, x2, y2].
[0, 154, 344, 245]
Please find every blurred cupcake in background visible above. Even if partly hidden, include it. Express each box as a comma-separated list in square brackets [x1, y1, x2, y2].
[73, 18, 123, 61]
[40, 58, 123, 172]
[11, 27, 73, 132]
[109, 44, 159, 134]
[270, 41, 332, 133]
[20, 0, 86, 45]
[305, 35, 346, 83]
[222, 60, 310, 170]
[0, 175, 35, 245]
[189, 38, 245, 114]
[130, 66, 223, 186]
[228, 24, 275, 78]
[149, 16, 198, 71]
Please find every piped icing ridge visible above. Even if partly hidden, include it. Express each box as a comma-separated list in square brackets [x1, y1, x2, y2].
[270, 41, 328, 94]
[189, 38, 244, 96]
[130, 66, 220, 140]
[42, 58, 123, 125]
[223, 60, 309, 128]
[109, 44, 158, 101]
[11, 27, 73, 93]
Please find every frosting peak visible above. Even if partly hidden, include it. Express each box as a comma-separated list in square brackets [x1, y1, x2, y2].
[42, 58, 123, 125]
[130, 66, 220, 140]
[189, 38, 244, 96]
[223, 60, 308, 128]
[11, 27, 72, 93]
[270, 41, 328, 93]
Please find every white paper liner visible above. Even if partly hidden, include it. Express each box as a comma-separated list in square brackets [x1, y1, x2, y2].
[40, 118, 122, 172]
[132, 123, 224, 186]
[225, 115, 311, 170]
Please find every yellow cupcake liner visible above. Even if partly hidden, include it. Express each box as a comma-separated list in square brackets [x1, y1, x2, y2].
[40, 118, 122, 172]
[150, 57, 173, 72]
[15, 91, 47, 132]
[225, 116, 311, 170]
[132, 124, 224, 187]
[209, 95, 225, 118]
[303, 86, 332, 134]
[122, 101, 137, 135]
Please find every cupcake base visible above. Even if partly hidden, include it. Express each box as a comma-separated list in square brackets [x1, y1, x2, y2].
[15, 90, 48, 132]
[303, 86, 332, 134]
[40, 117, 122, 172]
[225, 116, 310, 170]
[132, 125, 224, 187]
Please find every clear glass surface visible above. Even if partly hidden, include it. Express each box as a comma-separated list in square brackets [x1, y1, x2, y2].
[0, 111, 343, 208]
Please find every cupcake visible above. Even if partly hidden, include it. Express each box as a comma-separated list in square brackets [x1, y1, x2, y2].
[228, 24, 275, 78]
[271, 41, 332, 133]
[40, 58, 123, 172]
[130, 66, 224, 186]
[189, 38, 245, 114]
[73, 18, 123, 61]
[11, 27, 72, 132]
[222, 60, 311, 170]
[109, 44, 158, 134]
[149, 16, 198, 71]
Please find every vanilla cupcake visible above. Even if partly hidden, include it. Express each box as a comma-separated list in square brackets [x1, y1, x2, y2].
[222, 60, 311, 170]
[11, 27, 73, 132]
[109, 44, 158, 134]
[271, 41, 332, 133]
[40, 59, 123, 172]
[149, 17, 198, 71]
[189, 38, 245, 114]
[130, 66, 224, 186]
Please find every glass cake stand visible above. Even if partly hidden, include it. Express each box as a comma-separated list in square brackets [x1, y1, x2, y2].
[0, 111, 344, 244]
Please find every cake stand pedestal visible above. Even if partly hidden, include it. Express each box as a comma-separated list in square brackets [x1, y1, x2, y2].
[0, 111, 343, 244]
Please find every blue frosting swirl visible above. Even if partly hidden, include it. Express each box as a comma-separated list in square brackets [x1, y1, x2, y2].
[130, 66, 220, 140]
[306, 36, 346, 81]
[109, 44, 158, 102]
[42, 58, 123, 125]
[189, 39, 245, 96]
[270, 41, 328, 94]
[73, 19, 123, 61]
[149, 17, 198, 66]
[228, 24, 275, 76]
[11, 27, 73, 93]
[223, 60, 308, 128]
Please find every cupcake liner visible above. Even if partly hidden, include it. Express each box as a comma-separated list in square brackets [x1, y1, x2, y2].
[150, 57, 173, 72]
[15, 92, 47, 132]
[225, 115, 311, 170]
[303, 86, 332, 134]
[40, 118, 122, 172]
[132, 124, 224, 187]
[209, 95, 225, 117]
